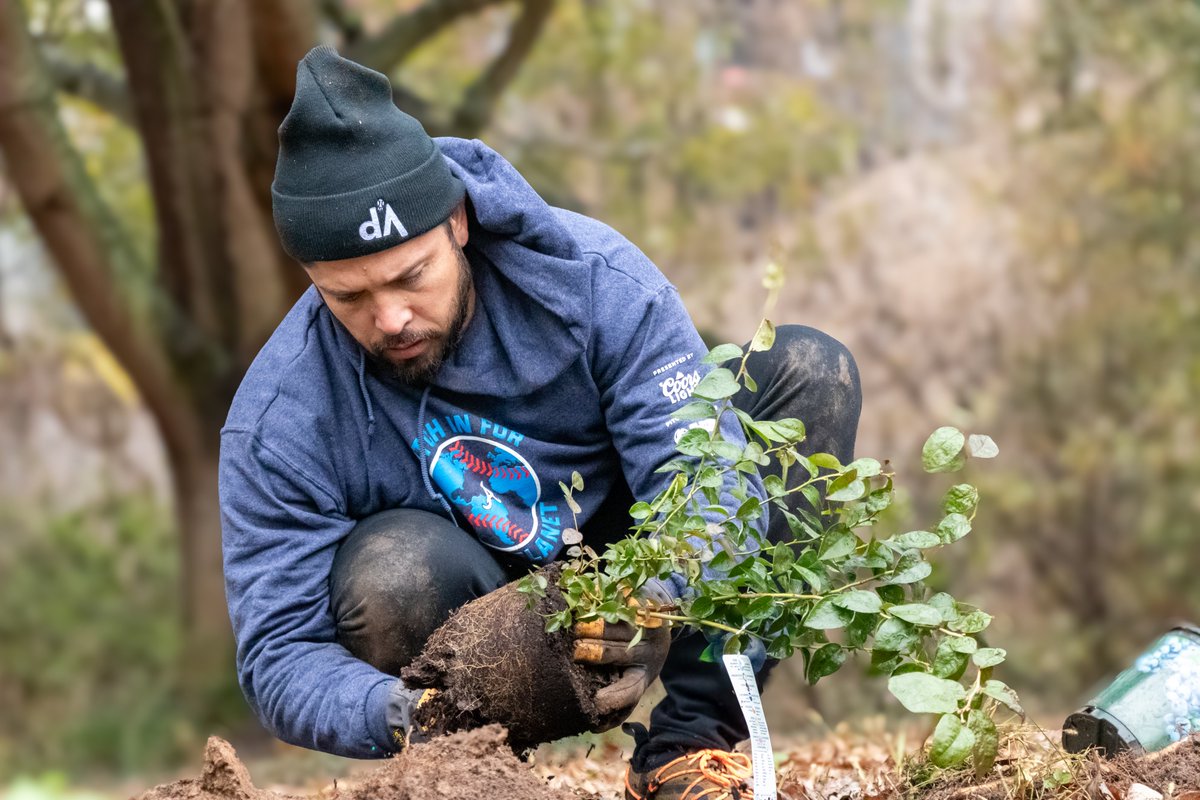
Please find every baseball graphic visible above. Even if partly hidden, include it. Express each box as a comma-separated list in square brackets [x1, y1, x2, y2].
[429, 435, 542, 552]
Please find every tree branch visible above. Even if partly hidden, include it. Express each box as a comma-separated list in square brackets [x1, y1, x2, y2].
[41, 46, 134, 125]
[248, 0, 317, 117]
[449, 0, 554, 137]
[345, 0, 507, 73]
[0, 0, 195, 455]
[108, 2, 234, 365]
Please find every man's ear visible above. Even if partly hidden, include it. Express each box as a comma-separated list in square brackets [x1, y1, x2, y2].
[448, 200, 469, 247]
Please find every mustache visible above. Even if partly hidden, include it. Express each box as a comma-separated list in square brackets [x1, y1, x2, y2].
[377, 330, 439, 349]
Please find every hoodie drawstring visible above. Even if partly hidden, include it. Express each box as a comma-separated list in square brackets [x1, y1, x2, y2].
[416, 386, 456, 523]
[357, 351, 376, 447]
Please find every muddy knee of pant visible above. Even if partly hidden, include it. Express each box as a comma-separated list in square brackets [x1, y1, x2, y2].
[331, 509, 512, 673]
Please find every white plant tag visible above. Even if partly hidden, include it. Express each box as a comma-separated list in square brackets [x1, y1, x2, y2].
[722, 653, 777, 800]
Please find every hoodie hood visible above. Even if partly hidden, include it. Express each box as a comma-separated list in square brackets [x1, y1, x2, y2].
[415, 137, 595, 397]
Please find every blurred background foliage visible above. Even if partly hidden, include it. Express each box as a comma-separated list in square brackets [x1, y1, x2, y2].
[1, 0, 1199, 788]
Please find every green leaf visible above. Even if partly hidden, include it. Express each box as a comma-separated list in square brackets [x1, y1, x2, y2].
[889, 604, 944, 627]
[888, 672, 967, 715]
[743, 373, 758, 393]
[866, 486, 893, 514]
[689, 596, 715, 618]
[936, 513, 972, 543]
[818, 528, 857, 562]
[946, 635, 978, 654]
[982, 680, 1024, 717]
[942, 484, 979, 515]
[967, 434, 999, 459]
[750, 319, 776, 352]
[928, 593, 959, 621]
[885, 555, 933, 585]
[763, 474, 786, 499]
[922, 427, 966, 474]
[833, 590, 883, 614]
[671, 401, 716, 422]
[889, 530, 941, 550]
[845, 457, 883, 478]
[874, 618, 919, 652]
[969, 709, 999, 777]
[736, 497, 762, 521]
[827, 479, 867, 503]
[877, 585, 905, 605]
[806, 643, 846, 683]
[803, 597, 852, 630]
[630, 501, 653, 520]
[709, 550, 734, 570]
[929, 714, 975, 768]
[692, 368, 740, 401]
[933, 638, 970, 680]
[627, 627, 644, 650]
[704, 343, 744, 365]
[972, 648, 1007, 668]
[571, 471, 585, 492]
[845, 612, 877, 648]
[809, 453, 843, 470]
[950, 611, 993, 634]
[869, 649, 903, 676]
[711, 440, 745, 461]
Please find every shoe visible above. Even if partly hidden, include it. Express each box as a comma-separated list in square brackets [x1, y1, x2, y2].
[624, 748, 754, 799]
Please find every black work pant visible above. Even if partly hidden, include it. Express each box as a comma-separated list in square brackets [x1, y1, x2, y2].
[329, 325, 862, 767]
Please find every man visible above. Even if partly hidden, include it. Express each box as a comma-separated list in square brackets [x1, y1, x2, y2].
[220, 46, 861, 800]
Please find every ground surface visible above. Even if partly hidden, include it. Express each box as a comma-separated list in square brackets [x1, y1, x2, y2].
[12, 724, 1199, 800]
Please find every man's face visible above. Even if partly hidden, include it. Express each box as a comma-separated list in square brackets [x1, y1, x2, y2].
[306, 203, 474, 385]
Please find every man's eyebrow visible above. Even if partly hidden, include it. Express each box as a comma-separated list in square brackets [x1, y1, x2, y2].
[383, 258, 430, 285]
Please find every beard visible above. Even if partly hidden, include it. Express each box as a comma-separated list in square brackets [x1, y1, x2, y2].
[367, 243, 474, 386]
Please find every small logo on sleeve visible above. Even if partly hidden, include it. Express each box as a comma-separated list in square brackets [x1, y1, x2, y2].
[359, 198, 409, 241]
[660, 370, 701, 403]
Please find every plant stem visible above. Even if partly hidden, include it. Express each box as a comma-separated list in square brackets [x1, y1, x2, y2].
[645, 611, 742, 635]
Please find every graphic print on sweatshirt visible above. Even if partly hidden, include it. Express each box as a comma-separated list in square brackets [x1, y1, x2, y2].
[411, 412, 565, 562]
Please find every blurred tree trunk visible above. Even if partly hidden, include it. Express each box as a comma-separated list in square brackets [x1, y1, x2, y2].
[0, 0, 552, 699]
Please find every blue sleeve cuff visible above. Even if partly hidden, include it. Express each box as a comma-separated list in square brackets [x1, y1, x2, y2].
[365, 678, 400, 757]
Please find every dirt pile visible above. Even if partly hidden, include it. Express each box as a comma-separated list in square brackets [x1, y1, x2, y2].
[137, 727, 576, 800]
[355, 725, 577, 800]
[138, 737, 300, 800]
[403, 564, 620, 751]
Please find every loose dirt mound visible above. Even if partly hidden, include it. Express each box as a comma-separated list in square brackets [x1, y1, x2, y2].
[403, 564, 617, 751]
[137, 727, 575, 800]
[353, 725, 576, 800]
[138, 737, 299, 800]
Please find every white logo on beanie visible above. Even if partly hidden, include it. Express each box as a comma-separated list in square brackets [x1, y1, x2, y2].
[359, 198, 409, 241]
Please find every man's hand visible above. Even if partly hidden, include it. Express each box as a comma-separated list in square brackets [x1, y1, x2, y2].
[573, 606, 670, 717]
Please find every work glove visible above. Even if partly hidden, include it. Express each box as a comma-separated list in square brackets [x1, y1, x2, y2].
[384, 682, 440, 750]
[572, 580, 673, 720]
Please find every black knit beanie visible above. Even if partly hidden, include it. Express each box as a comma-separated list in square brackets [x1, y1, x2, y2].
[271, 46, 465, 263]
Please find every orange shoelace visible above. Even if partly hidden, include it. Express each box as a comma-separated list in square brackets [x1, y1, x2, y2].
[626, 749, 755, 800]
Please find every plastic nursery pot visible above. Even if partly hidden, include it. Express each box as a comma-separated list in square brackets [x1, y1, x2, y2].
[1063, 624, 1200, 756]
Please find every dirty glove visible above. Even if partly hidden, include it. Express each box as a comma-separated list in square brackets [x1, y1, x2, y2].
[572, 588, 672, 719]
[384, 682, 440, 750]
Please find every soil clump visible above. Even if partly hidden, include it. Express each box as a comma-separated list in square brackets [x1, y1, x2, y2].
[137, 727, 575, 800]
[403, 563, 622, 751]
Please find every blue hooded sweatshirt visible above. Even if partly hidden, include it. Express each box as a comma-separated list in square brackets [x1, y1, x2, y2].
[219, 138, 766, 758]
